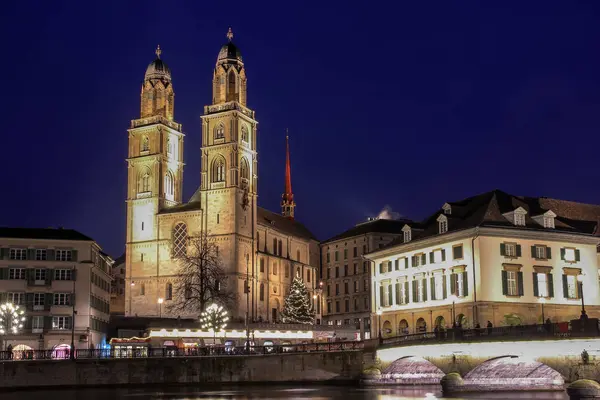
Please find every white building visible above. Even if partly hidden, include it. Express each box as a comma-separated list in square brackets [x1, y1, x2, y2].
[366, 190, 600, 337]
[0, 227, 113, 352]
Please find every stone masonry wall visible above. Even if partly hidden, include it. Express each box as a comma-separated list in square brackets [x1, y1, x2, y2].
[0, 351, 363, 389]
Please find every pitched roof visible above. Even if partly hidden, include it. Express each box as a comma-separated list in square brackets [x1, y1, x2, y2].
[0, 227, 94, 241]
[257, 207, 317, 241]
[382, 189, 600, 250]
[322, 218, 413, 244]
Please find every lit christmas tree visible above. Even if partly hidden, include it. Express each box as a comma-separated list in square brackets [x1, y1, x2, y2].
[281, 275, 314, 324]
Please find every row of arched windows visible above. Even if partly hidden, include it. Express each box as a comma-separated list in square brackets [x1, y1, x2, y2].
[211, 156, 249, 184]
[212, 124, 249, 143]
[139, 135, 176, 156]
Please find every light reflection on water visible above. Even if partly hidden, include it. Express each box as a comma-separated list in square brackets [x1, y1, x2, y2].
[0, 385, 569, 399]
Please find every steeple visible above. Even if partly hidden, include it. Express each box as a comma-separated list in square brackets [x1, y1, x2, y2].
[281, 132, 296, 219]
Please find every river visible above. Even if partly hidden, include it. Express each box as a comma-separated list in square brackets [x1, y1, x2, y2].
[0, 385, 570, 399]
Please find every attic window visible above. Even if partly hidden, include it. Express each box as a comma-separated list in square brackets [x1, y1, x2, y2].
[442, 203, 451, 215]
[437, 214, 448, 234]
[543, 211, 556, 229]
[515, 213, 526, 226]
[402, 225, 411, 243]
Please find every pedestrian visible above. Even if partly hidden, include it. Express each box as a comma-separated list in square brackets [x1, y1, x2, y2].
[475, 322, 481, 336]
[6, 344, 12, 360]
[545, 318, 552, 333]
[434, 325, 439, 340]
[487, 320, 493, 335]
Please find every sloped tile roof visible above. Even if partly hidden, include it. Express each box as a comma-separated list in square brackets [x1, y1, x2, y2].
[257, 207, 317, 241]
[322, 218, 414, 244]
[0, 227, 94, 241]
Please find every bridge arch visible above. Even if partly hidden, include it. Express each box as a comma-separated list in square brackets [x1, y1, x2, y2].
[381, 356, 444, 384]
[463, 355, 564, 390]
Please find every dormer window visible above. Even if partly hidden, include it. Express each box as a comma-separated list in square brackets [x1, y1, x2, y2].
[442, 203, 452, 215]
[543, 210, 556, 229]
[515, 213, 525, 226]
[402, 225, 411, 243]
[437, 214, 448, 234]
[503, 207, 527, 226]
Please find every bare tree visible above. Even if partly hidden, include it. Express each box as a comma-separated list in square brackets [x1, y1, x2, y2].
[168, 231, 236, 315]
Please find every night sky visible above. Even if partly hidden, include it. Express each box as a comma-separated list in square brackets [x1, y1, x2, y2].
[2, 1, 600, 257]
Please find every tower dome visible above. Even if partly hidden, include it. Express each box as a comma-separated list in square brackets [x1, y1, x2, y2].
[145, 45, 171, 80]
[217, 28, 243, 64]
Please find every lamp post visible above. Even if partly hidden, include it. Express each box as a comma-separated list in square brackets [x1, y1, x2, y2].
[158, 297, 164, 318]
[245, 253, 250, 353]
[448, 295, 457, 328]
[577, 274, 586, 318]
[376, 309, 382, 342]
[538, 297, 546, 323]
[129, 281, 135, 316]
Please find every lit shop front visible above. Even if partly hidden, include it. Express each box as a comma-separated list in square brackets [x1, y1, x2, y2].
[146, 328, 323, 349]
[109, 337, 151, 357]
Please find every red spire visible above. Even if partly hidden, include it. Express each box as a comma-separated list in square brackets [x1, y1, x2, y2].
[281, 132, 296, 219]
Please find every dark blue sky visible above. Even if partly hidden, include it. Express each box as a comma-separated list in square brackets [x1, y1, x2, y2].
[2, 1, 600, 257]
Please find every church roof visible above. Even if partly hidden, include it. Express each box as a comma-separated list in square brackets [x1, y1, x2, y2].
[379, 189, 600, 252]
[322, 218, 412, 244]
[258, 207, 317, 241]
[157, 202, 201, 215]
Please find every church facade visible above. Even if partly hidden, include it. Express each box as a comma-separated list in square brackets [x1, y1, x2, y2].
[125, 30, 321, 323]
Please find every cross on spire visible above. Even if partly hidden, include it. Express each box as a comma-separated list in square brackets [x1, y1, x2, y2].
[155, 45, 162, 59]
[227, 27, 234, 42]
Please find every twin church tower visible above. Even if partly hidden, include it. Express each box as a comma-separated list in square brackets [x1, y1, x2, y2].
[125, 29, 320, 322]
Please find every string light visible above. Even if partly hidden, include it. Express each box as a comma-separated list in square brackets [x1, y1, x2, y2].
[0, 303, 26, 335]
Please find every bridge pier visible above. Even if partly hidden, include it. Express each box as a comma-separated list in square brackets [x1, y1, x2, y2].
[567, 380, 600, 399]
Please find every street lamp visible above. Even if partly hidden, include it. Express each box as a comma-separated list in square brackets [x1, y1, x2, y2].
[245, 253, 250, 353]
[577, 274, 586, 319]
[447, 294, 458, 328]
[376, 309, 382, 342]
[538, 297, 546, 323]
[158, 297, 164, 318]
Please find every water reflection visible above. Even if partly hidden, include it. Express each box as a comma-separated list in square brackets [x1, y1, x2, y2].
[0, 385, 569, 400]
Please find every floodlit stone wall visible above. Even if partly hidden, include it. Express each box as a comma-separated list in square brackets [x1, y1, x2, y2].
[0, 351, 363, 389]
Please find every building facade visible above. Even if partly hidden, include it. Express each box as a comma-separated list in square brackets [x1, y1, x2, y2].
[367, 190, 600, 338]
[0, 228, 113, 351]
[110, 252, 126, 315]
[125, 30, 319, 322]
[320, 219, 410, 336]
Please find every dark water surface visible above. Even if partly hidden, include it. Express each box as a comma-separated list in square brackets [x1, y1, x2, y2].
[0, 385, 570, 399]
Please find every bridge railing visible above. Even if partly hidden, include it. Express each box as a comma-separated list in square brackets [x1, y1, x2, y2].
[380, 322, 596, 347]
[0, 341, 364, 361]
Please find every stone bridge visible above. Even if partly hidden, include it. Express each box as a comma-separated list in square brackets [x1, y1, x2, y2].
[364, 337, 600, 392]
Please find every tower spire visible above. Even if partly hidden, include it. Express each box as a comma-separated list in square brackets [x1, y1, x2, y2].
[281, 130, 296, 219]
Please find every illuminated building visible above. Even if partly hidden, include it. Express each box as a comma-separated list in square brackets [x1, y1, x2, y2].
[320, 218, 411, 337]
[367, 189, 600, 337]
[0, 227, 113, 352]
[125, 30, 319, 321]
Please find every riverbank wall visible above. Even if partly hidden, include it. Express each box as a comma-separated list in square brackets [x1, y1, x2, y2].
[0, 351, 364, 389]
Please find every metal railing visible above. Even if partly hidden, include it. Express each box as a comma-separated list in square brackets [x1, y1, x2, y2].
[380, 322, 597, 347]
[0, 341, 364, 362]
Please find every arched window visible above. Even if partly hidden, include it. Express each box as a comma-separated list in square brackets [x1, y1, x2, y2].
[164, 171, 174, 200]
[296, 250, 301, 262]
[259, 283, 265, 301]
[140, 283, 145, 296]
[212, 157, 226, 183]
[138, 169, 151, 193]
[214, 123, 225, 140]
[167, 137, 173, 156]
[172, 222, 188, 258]
[278, 240, 283, 257]
[141, 136, 149, 152]
[227, 70, 236, 101]
[240, 158, 249, 181]
[166, 283, 173, 300]
[241, 125, 248, 142]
